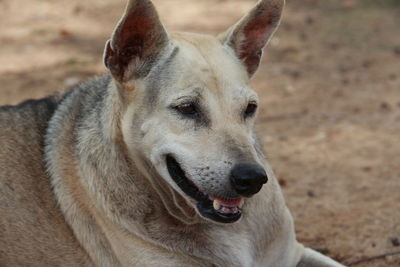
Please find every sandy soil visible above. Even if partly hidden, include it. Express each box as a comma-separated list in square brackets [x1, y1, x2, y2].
[1, 0, 399, 266]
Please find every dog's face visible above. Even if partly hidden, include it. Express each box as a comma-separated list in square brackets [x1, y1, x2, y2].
[105, 0, 284, 224]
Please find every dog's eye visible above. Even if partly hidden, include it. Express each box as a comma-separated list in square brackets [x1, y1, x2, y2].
[244, 103, 257, 118]
[175, 103, 198, 116]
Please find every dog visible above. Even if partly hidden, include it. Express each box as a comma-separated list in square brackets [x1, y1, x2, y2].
[0, 0, 346, 266]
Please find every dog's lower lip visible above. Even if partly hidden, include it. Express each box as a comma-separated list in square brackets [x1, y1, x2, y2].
[166, 155, 242, 223]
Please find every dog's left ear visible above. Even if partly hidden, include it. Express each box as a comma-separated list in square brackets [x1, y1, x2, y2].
[220, 0, 284, 77]
[104, 0, 168, 82]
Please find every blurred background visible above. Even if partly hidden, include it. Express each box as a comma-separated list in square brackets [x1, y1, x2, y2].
[0, 0, 399, 266]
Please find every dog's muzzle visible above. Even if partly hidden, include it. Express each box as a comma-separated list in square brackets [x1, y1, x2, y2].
[165, 155, 267, 224]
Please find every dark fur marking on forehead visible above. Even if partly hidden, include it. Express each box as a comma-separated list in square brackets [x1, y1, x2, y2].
[145, 46, 180, 106]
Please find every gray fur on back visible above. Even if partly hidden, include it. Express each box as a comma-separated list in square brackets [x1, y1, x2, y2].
[0, 93, 93, 266]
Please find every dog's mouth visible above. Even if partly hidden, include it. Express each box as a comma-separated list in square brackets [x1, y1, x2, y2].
[166, 155, 243, 223]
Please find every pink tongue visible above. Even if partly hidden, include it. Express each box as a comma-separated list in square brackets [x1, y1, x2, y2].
[213, 197, 242, 207]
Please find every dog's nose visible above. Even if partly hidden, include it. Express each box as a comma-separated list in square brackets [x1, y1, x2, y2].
[230, 163, 268, 197]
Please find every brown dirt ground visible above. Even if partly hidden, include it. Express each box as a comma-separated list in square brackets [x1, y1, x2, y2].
[1, 0, 399, 266]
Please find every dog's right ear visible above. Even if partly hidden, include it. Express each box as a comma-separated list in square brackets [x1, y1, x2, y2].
[104, 0, 168, 82]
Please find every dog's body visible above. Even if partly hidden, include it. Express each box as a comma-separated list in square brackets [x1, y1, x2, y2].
[0, 1, 345, 266]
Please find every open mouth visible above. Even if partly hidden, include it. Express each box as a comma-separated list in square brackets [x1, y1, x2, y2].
[166, 155, 243, 223]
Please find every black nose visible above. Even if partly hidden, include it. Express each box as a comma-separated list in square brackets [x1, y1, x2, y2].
[230, 163, 268, 197]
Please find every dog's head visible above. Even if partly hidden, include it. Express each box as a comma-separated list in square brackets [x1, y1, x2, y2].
[104, 0, 284, 224]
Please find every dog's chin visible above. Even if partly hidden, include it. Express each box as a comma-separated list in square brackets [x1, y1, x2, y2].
[165, 155, 243, 224]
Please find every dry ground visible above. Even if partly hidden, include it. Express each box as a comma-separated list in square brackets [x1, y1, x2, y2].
[1, 0, 399, 266]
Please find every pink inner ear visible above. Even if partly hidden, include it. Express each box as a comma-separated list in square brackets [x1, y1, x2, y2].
[116, 6, 156, 55]
[237, 16, 274, 75]
[106, 1, 168, 81]
[239, 17, 273, 60]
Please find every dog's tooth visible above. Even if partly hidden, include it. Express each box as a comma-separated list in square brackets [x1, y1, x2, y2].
[213, 199, 221, 210]
[238, 198, 245, 208]
[220, 206, 230, 214]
